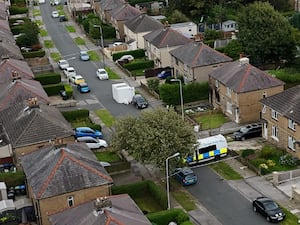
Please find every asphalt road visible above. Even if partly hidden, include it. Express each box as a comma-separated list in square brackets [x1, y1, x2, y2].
[39, 2, 140, 118]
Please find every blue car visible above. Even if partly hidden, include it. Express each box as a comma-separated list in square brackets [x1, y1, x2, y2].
[157, 70, 172, 79]
[74, 127, 103, 139]
[173, 167, 197, 186]
[77, 82, 90, 93]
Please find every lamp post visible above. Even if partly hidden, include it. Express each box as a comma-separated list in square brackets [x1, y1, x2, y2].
[93, 25, 105, 67]
[166, 152, 180, 210]
[171, 79, 184, 120]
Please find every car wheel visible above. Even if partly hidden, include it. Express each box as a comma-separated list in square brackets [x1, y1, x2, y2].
[241, 137, 246, 141]
[266, 216, 270, 222]
[136, 104, 139, 109]
[253, 206, 257, 212]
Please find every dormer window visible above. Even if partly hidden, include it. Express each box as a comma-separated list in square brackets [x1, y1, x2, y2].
[288, 119, 296, 130]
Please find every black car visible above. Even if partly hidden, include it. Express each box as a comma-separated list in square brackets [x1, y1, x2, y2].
[233, 123, 262, 141]
[252, 197, 285, 222]
[132, 94, 148, 109]
[59, 90, 68, 100]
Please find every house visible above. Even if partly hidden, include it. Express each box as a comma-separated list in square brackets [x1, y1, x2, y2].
[209, 57, 285, 124]
[0, 1, 9, 20]
[21, 143, 113, 225]
[95, 0, 125, 23]
[48, 194, 152, 225]
[260, 85, 300, 156]
[66, 0, 93, 17]
[0, 78, 50, 110]
[124, 13, 163, 49]
[144, 26, 192, 68]
[110, 3, 141, 39]
[0, 99, 74, 164]
[221, 20, 237, 32]
[0, 58, 34, 83]
[0, 40, 23, 60]
[169, 41, 232, 83]
[0, 125, 12, 165]
[170, 21, 197, 39]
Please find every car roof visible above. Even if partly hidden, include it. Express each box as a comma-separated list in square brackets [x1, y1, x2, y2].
[76, 127, 93, 130]
[75, 75, 83, 78]
[80, 50, 88, 54]
[65, 67, 74, 70]
[59, 59, 67, 63]
[178, 167, 195, 175]
[97, 68, 106, 72]
[77, 136, 97, 141]
[78, 82, 88, 86]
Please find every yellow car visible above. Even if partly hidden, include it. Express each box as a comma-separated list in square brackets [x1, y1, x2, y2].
[69, 75, 85, 85]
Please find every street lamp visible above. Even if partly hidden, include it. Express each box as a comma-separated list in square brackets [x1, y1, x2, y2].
[166, 152, 180, 210]
[171, 79, 184, 120]
[93, 25, 105, 67]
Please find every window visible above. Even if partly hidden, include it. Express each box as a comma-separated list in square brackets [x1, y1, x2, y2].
[262, 91, 267, 98]
[226, 101, 232, 114]
[271, 125, 278, 141]
[288, 119, 296, 130]
[288, 136, 296, 151]
[226, 87, 231, 97]
[262, 105, 266, 114]
[67, 196, 74, 207]
[271, 109, 278, 120]
[215, 80, 219, 88]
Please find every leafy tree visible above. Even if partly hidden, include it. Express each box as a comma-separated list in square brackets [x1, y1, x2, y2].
[166, 10, 189, 24]
[237, 2, 296, 65]
[111, 108, 195, 168]
[16, 21, 39, 47]
[290, 13, 300, 30]
[217, 39, 243, 60]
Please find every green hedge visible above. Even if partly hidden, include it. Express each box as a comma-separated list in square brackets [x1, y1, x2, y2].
[147, 208, 190, 225]
[61, 109, 90, 122]
[64, 84, 73, 98]
[10, 25, 24, 35]
[43, 83, 65, 96]
[35, 73, 61, 85]
[9, 6, 28, 15]
[9, 17, 30, 25]
[0, 171, 25, 188]
[22, 50, 46, 58]
[112, 49, 145, 61]
[123, 60, 154, 71]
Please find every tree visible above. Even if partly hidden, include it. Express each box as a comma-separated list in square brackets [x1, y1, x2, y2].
[111, 108, 195, 168]
[237, 2, 296, 65]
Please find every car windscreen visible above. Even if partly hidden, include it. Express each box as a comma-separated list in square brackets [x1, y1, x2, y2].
[263, 201, 279, 211]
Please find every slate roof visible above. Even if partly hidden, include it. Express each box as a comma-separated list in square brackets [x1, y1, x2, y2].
[209, 59, 284, 93]
[0, 3, 8, 20]
[260, 85, 300, 124]
[0, 58, 34, 83]
[21, 144, 113, 199]
[143, 27, 192, 48]
[0, 79, 50, 110]
[48, 194, 152, 225]
[100, 0, 124, 11]
[0, 20, 10, 32]
[0, 42, 24, 60]
[169, 42, 232, 67]
[0, 29, 15, 44]
[0, 101, 74, 148]
[111, 3, 141, 21]
[125, 13, 163, 33]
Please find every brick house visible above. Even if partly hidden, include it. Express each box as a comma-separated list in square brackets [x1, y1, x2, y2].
[209, 58, 285, 124]
[21, 143, 113, 225]
[260, 85, 300, 156]
[169, 41, 232, 83]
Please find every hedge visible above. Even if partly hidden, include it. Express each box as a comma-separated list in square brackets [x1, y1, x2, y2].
[9, 17, 31, 25]
[35, 73, 61, 85]
[112, 49, 145, 61]
[22, 50, 46, 58]
[61, 109, 90, 122]
[10, 25, 24, 35]
[43, 83, 65, 96]
[0, 171, 25, 188]
[9, 6, 28, 15]
[123, 60, 154, 71]
[64, 84, 73, 98]
[147, 208, 190, 225]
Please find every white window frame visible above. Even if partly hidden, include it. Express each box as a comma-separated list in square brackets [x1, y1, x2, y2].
[67, 196, 74, 207]
[262, 105, 266, 114]
[288, 119, 296, 130]
[226, 101, 232, 114]
[271, 125, 279, 141]
[271, 109, 278, 120]
[288, 136, 296, 151]
[226, 87, 231, 97]
[215, 80, 219, 88]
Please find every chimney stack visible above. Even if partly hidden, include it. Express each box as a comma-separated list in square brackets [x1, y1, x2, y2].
[94, 197, 112, 214]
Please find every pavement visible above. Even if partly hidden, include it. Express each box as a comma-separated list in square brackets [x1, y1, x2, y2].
[32, 5, 300, 224]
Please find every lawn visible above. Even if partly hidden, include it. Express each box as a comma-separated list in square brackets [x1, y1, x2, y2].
[281, 207, 299, 225]
[134, 195, 164, 213]
[106, 67, 120, 79]
[35, 20, 44, 26]
[44, 40, 54, 48]
[55, 5, 63, 10]
[66, 25, 76, 33]
[88, 51, 100, 61]
[95, 109, 115, 127]
[74, 37, 85, 45]
[39, 29, 48, 37]
[209, 161, 243, 180]
[32, 9, 40, 16]
[50, 52, 61, 62]
[193, 111, 229, 130]
[94, 151, 121, 162]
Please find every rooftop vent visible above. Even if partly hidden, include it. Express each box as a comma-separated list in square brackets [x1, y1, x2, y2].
[94, 197, 112, 215]
[239, 57, 249, 65]
[26, 97, 38, 108]
[11, 70, 21, 82]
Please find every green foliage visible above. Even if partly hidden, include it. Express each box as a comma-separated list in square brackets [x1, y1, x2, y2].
[279, 154, 299, 166]
[270, 67, 300, 84]
[0, 171, 25, 187]
[147, 78, 160, 94]
[22, 49, 46, 58]
[259, 146, 278, 159]
[147, 208, 190, 225]
[61, 109, 90, 122]
[123, 60, 154, 71]
[166, 10, 189, 23]
[290, 13, 300, 29]
[16, 21, 39, 48]
[217, 39, 242, 60]
[64, 84, 73, 97]
[90, 23, 116, 40]
[34, 73, 61, 85]
[112, 49, 145, 61]
[43, 83, 65, 96]
[111, 108, 195, 168]
[237, 1, 296, 65]
[10, 25, 23, 35]
[241, 149, 255, 158]
[204, 29, 222, 41]
[9, 6, 28, 15]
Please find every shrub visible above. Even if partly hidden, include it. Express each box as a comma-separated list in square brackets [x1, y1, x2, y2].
[279, 154, 299, 166]
[34, 73, 61, 85]
[9, 6, 28, 15]
[43, 83, 65, 96]
[123, 60, 154, 71]
[147, 208, 190, 225]
[147, 78, 160, 94]
[251, 158, 266, 168]
[241, 149, 255, 158]
[61, 109, 90, 122]
[22, 50, 46, 58]
[10, 25, 24, 35]
[64, 84, 73, 97]
[259, 147, 276, 159]
[0, 171, 25, 187]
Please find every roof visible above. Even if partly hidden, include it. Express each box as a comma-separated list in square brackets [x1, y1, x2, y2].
[143, 27, 192, 48]
[0, 59, 33, 83]
[21, 144, 113, 199]
[209, 59, 284, 93]
[0, 41, 24, 60]
[169, 42, 232, 67]
[48, 194, 152, 225]
[0, 79, 50, 110]
[0, 101, 74, 148]
[100, 0, 124, 11]
[260, 85, 300, 124]
[125, 14, 163, 33]
[111, 3, 141, 21]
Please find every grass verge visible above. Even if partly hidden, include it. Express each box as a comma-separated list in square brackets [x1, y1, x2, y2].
[209, 161, 243, 180]
[35, 20, 43, 26]
[88, 51, 100, 61]
[106, 67, 120, 79]
[39, 29, 48, 37]
[50, 52, 61, 62]
[66, 25, 76, 33]
[32, 9, 40, 16]
[94, 109, 115, 127]
[44, 40, 54, 48]
[281, 207, 299, 225]
[74, 37, 85, 45]
[94, 151, 121, 162]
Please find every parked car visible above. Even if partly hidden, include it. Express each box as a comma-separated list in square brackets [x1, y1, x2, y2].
[69, 75, 85, 85]
[79, 50, 90, 61]
[132, 94, 148, 109]
[51, 11, 59, 18]
[74, 127, 103, 139]
[112, 42, 124, 47]
[59, 15, 67, 22]
[77, 82, 90, 93]
[63, 67, 76, 77]
[76, 136, 107, 149]
[58, 59, 69, 70]
[157, 70, 172, 79]
[232, 123, 262, 141]
[59, 90, 68, 100]
[252, 197, 286, 222]
[116, 54, 134, 63]
[173, 167, 198, 186]
[96, 68, 109, 80]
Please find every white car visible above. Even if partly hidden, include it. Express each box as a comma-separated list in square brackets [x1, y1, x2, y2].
[96, 68, 109, 80]
[51, 11, 59, 18]
[58, 59, 69, 70]
[76, 136, 108, 149]
[63, 67, 76, 77]
[116, 54, 134, 62]
[112, 42, 124, 47]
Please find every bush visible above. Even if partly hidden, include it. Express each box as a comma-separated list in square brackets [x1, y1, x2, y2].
[43, 83, 65, 96]
[61, 109, 90, 122]
[259, 147, 277, 159]
[241, 149, 255, 158]
[123, 60, 154, 71]
[0, 171, 25, 187]
[34, 73, 61, 85]
[147, 78, 160, 94]
[279, 154, 299, 166]
[147, 208, 190, 225]
[9, 6, 28, 15]
[10, 25, 24, 35]
[64, 84, 73, 97]
[22, 50, 46, 58]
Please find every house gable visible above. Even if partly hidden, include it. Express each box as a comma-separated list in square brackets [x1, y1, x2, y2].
[125, 13, 163, 33]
